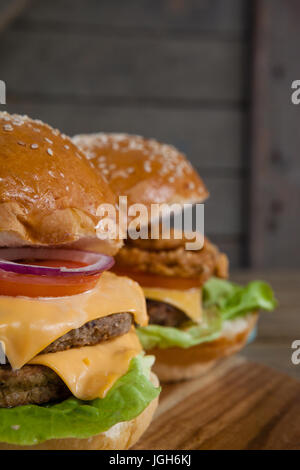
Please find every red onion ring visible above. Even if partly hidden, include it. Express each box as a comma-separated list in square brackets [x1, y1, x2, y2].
[0, 248, 114, 277]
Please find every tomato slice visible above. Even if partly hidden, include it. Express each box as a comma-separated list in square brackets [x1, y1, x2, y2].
[0, 260, 101, 298]
[111, 267, 200, 290]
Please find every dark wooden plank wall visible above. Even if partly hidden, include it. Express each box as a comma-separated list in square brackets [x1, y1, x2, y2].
[250, 0, 300, 268]
[0, 0, 31, 32]
[0, 0, 250, 267]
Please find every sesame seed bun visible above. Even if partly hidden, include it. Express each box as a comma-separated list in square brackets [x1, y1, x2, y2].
[0, 113, 121, 254]
[73, 133, 209, 216]
[150, 313, 258, 383]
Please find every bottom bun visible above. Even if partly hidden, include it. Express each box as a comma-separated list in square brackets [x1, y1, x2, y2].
[150, 313, 258, 383]
[0, 373, 159, 450]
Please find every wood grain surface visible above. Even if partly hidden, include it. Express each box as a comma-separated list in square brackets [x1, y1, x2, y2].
[0, 0, 31, 33]
[0, 32, 246, 102]
[22, 0, 249, 34]
[133, 356, 300, 450]
[249, 0, 300, 268]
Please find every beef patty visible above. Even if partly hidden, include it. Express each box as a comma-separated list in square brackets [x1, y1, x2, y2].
[41, 312, 132, 354]
[0, 364, 69, 408]
[146, 299, 188, 328]
[0, 312, 132, 408]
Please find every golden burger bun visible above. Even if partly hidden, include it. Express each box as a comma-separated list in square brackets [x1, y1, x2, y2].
[150, 314, 258, 382]
[0, 113, 121, 254]
[73, 133, 209, 218]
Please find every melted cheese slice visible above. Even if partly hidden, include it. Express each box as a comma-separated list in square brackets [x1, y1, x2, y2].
[0, 272, 147, 369]
[30, 327, 142, 400]
[143, 287, 202, 323]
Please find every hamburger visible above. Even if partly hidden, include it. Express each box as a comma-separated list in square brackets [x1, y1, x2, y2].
[0, 114, 160, 450]
[74, 133, 276, 383]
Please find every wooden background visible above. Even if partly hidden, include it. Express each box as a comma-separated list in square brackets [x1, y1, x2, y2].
[0, 0, 299, 270]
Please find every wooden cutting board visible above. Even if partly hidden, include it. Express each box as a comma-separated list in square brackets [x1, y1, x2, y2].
[133, 356, 300, 450]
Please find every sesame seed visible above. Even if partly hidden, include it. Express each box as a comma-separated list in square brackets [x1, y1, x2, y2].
[85, 152, 94, 160]
[64, 144, 70, 150]
[31, 144, 39, 149]
[144, 161, 151, 173]
[45, 137, 53, 144]
[3, 124, 13, 132]
[47, 148, 53, 156]
[17, 141, 26, 146]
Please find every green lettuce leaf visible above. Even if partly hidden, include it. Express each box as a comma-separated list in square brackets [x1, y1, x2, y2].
[138, 278, 276, 350]
[0, 354, 160, 446]
[137, 308, 222, 350]
[203, 278, 277, 320]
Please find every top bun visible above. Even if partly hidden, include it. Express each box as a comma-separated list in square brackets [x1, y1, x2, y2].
[73, 134, 209, 213]
[0, 113, 121, 254]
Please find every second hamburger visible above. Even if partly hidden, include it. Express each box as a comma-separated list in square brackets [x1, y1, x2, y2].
[74, 133, 276, 382]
